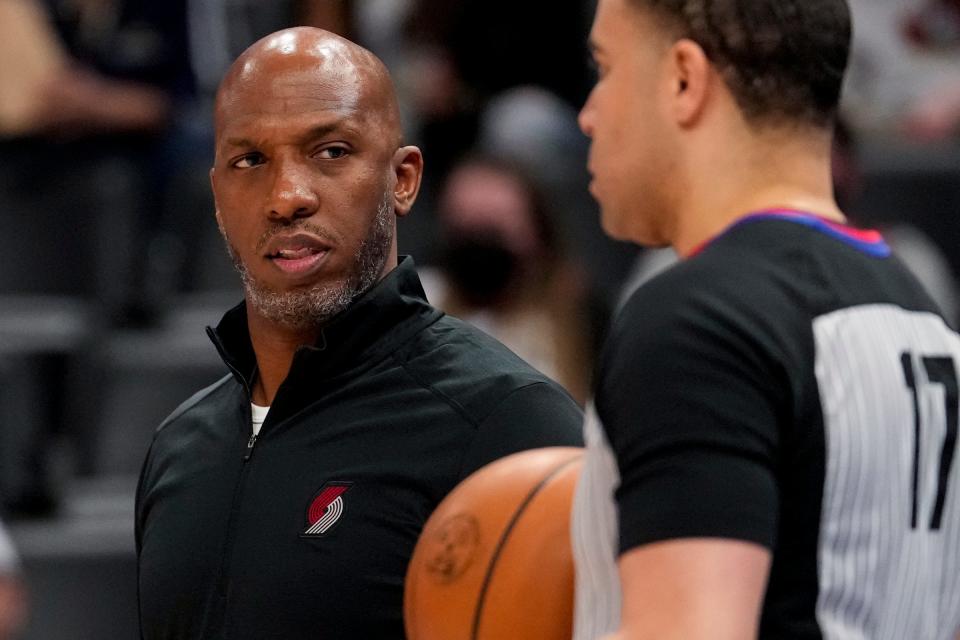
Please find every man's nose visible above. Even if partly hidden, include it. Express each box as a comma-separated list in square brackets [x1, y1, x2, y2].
[578, 95, 595, 138]
[267, 161, 319, 221]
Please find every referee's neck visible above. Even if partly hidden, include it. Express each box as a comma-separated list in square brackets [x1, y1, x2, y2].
[671, 126, 839, 257]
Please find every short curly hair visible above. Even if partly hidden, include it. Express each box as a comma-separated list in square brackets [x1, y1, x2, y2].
[631, 0, 851, 128]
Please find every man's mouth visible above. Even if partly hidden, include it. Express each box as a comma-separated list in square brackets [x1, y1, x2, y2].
[269, 247, 327, 274]
[263, 233, 332, 276]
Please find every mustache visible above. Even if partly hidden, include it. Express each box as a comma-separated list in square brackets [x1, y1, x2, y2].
[254, 220, 340, 254]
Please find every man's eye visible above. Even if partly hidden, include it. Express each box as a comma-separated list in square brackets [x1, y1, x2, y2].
[317, 146, 348, 160]
[232, 153, 264, 168]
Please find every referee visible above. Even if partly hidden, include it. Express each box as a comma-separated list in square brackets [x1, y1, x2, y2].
[573, 1, 960, 639]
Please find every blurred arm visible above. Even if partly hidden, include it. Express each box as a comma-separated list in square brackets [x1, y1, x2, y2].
[33, 65, 170, 136]
[603, 539, 770, 640]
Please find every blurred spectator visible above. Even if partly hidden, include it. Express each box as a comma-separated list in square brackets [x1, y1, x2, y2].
[0, 0, 192, 320]
[0, 0, 193, 519]
[0, 521, 26, 640]
[901, 0, 960, 141]
[845, 0, 960, 141]
[387, 0, 637, 298]
[475, 86, 638, 302]
[903, 0, 960, 47]
[401, 0, 592, 183]
[421, 157, 605, 404]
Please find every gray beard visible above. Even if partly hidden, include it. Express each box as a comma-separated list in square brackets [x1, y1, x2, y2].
[220, 190, 395, 332]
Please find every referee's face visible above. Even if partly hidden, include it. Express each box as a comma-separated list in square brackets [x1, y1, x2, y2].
[580, 0, 679, 247]
[209, 31, 413, 330]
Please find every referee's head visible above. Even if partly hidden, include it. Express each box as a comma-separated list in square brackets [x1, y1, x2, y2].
[627, 0, 851, 128]
[580, 0, 851, 249]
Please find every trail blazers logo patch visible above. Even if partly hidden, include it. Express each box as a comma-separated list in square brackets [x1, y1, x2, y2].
[302, 482, 352, 536]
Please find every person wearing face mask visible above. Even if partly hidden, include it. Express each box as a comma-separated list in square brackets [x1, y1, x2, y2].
[422, 156, 604, 405]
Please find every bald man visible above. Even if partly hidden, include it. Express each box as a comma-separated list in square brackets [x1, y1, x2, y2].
[135, 28, 582, 639]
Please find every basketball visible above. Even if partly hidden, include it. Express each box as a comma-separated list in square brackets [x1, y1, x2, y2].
[404, 446, 584, 640]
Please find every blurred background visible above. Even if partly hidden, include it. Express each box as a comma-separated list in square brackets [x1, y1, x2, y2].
[0, 0, 957, 637]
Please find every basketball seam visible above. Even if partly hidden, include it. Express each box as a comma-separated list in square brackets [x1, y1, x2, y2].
[469, 455, 582, 640]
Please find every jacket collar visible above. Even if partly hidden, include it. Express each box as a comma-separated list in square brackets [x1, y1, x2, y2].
[207, 256, 442, 394]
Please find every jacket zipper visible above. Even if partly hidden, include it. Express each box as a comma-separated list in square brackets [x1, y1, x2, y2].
[203, 360, 257, 638]
[220, 355, 258, 465]
[244, 432, 258, 461]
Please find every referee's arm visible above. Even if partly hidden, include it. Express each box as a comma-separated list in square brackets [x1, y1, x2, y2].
[601, 538, 770, 640]
[592, 271, 782, 640]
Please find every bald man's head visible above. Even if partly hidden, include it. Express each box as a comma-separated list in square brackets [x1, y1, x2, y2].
[215, 27, 402, 147]
[208, 27, 423, 334]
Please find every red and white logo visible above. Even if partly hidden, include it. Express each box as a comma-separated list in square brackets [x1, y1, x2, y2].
[303, 482, 352, 536]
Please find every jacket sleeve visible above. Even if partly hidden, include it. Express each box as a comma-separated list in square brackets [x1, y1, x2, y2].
[457, 381, 584, 479]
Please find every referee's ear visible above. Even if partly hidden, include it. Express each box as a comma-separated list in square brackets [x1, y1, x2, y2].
[667, 38, 711, 129]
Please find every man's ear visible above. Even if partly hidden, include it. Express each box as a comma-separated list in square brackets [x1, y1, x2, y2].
[209, 167, 219, 213]
[210, 167, 223, 224]
[668, 38, 712, 128]
[392, 146, 424, 218]
[209, 167, 227, 231]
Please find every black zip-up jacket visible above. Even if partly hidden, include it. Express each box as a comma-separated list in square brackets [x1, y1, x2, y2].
[135, 257, 583, 639]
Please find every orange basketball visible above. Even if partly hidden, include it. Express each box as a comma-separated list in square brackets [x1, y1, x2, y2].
[404, 446, 584, 640]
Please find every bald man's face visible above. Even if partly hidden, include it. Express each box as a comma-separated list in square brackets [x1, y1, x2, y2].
[211, 33, 420, 330]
